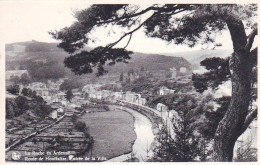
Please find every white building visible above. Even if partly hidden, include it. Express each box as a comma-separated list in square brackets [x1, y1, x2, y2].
[138, 98, 147, 106]
[180, 67, 187, 73]
[57, 108, 64, 114]
[159, 86, 175, 95]
[89, 93, 97, 99]
[157, 103, 169, 112]
[28, 82, 47, 89]
[50, 110, 58, 119]
[114, 92, 123, 100]
[125, 92, 141, 103]
[82, 84, 102, 93]
[170, 67, 177, 79]
[35, 88, 49, 97]
[168, 110, 180, 123]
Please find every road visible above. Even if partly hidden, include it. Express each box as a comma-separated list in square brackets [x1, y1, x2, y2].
[120, 100, 175, 139]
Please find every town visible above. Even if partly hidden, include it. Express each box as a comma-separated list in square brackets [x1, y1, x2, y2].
[3, 3, 257, 162]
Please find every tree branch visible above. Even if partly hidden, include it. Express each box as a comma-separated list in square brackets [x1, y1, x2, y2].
[104, 7, 189, 51]
[106, 13, 157, 50]
[96, 5, 190, 25]
[96, 6, 163, 25]
[226, 18, 247, 51]
[245, 28, 258, 51]
[124, 33, 132, 49]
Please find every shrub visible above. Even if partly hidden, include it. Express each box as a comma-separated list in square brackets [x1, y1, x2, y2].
[7, 85, 20, 95]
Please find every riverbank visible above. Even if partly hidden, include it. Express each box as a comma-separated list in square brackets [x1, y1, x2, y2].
[107, 105, 162, 162]
[77, 110, 136, 160]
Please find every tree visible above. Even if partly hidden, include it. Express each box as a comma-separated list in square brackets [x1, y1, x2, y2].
[32, 91, 37, 98]
[65, 90, 74, 102]
[27, 88, 33, 97]
[234, 139, 257, 162]
[36, 95, 44, 103]
[59, 78, 83, 91]
[152, 107, 201, 162]
[21, 88, 28, 96]
[7, 85, 20, 95]
[9, 75, 20, 84]
[119, 72, 124, 82]
[20, 73, 31, 85]
[140, 66, 145, 72]
[84, 92, 89, 99]
[50, 4, 257, 161]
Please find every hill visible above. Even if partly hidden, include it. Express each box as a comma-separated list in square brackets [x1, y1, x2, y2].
[107, 52, 192, 74]
[163, 49, 232, 69]
[6, 41, 193, 83]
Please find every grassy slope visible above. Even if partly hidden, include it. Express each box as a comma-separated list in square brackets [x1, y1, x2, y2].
[77, 110, 136, 159]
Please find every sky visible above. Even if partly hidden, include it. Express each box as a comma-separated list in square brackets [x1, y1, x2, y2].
[0, 1, 252, 54]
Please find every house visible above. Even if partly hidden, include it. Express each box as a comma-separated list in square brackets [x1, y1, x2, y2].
[60, 100, 67, 107]
[157, 103, 168, 112]
[125, 92, 141, 103]
[32, 82, 47, 88]
[89, 93, 96, 99]
[77, 98, 87, 104]
[35, 88, 49, 97]
[57, 108, 65, 114]
[170, 67, 177, 79]
[56, 78, 65, 85]
[47, 80, 60, 91]
[96, 91, 104, 100]
[50, 110, 58, 119]
[82, 84, 102, 93]
[114, 92, 123, 100]
[180, 67, 187, 73]
[168, 110, 180, 122]
[73, 92, 83, 98]
[138, 98, 147, 106]
[159, 86, 175, 95]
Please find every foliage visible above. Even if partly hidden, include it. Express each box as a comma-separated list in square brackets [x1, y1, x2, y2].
[234, 139, 257, 162]
[84, 92, 89, 99]
[65, 90, 74, 102]
[27, 61, 66, 81]
[60, 78, 83, 91]
[9, 75, 20, 84]
[192, 57, 231, 93]
[119, 72, 124, 82]
[9, 73, 31, 85]
[50, 4, 257, 161]
[6, 98, 20, 118]
[198, 96, 230, 139]
[21, 87, 44, 102]
[5, 96, 51, 119]
[7, 84, 20, 95]
[20, 73, 31, 85]
[21, 88, 28, 96]
[75, 121, 88, 133]
[103, 105, 110, 111]
[152, 108, 200, 162]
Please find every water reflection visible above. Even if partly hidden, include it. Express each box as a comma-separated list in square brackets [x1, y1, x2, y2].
[107, 105, 155, 162]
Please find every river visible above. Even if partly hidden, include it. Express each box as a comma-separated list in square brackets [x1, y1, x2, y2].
[106, 105, 155, 162]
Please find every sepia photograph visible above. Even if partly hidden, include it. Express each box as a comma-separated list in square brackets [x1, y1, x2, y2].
[1, 0, 258, 163]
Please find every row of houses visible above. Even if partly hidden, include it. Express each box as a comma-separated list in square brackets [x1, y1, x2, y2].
[81, 84, 176, 109]
[123, 92, 147, 106]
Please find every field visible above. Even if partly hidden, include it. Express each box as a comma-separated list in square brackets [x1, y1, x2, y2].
[78, 110, 136, 160]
